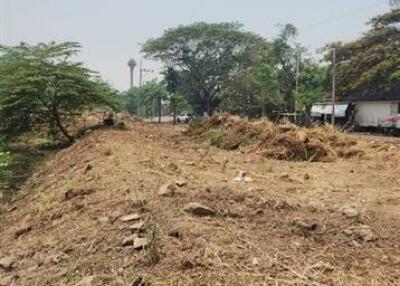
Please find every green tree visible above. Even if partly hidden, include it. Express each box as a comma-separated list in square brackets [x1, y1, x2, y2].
[330, 8, 400, 97]
[142, 22, 266, 115]
[122, 80, 169, 123]
[0, 42, 119, 142]
[270, 24, 300, 112]
[296, 60, 329, 113]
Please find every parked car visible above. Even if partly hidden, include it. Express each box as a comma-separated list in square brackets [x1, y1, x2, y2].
[176, 113, 192, 123]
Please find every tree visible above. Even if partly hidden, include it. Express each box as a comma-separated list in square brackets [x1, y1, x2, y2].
[330, 8, 400, 97]
[296, 60, 329, 113]
[270, 24, 300, 112]
[0, 42, 119, 142]
[122, 80, 169, 123]
[142, 22, 266, 115]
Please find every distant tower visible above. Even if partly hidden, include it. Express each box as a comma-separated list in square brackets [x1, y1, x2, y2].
[127, 58, 137, 89]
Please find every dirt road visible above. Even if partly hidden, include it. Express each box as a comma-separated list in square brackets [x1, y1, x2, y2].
[1, 122, 399, 285]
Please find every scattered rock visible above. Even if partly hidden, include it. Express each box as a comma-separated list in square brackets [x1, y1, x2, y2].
[304, 173, 311, 180]
[65, 188, 95, 201]
[6, 206, 17, 213]
[158, 183, 176, 197]
[0, 257, 15, 271]
[133, 237, 150, 250]
[310, 261, 335, 273]
[14, 223, 32, 238]
[128, 221, 145, 232]
[122, 235, 137, 247]
[342, 207, 360, 218]
[119, 213, 141, 222]
[183, 202, 216, 217]
[344, 225, 377, 242]
[233, 170, 253, 183]
[98, 216, 110, 223]
[251, 257, 259, 266]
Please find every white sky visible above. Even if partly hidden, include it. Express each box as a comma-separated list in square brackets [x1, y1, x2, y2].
[0, 0, 391, 91]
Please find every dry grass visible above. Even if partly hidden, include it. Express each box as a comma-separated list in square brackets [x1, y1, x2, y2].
[0, 121, 399, 285]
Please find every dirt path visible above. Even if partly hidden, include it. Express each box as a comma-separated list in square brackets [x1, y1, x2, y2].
[0, 122, 399, 286]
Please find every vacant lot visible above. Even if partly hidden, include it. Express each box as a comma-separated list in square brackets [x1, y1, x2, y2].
[1, 121, 399, 286]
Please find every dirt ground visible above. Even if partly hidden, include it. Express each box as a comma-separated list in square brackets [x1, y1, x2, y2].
[0, 122, 400, 286]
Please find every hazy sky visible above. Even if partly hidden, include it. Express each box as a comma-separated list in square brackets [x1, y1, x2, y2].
[0, 0, 391, 91]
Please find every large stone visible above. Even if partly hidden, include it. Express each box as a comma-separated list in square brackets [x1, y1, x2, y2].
[183, 202, 216, 217]
[128, 221, 145, 232]
[342, 207, 360, 218]
[233, 171, 253, 183]
[119, 213, 141, 222]
[133, 237, 150, 250]
[14, 223, 32, 238]
[158, 183, 176, 197]
[0, 257, 15, 271]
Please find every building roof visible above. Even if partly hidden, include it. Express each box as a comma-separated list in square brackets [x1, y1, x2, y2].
[311, 103, 349, 117]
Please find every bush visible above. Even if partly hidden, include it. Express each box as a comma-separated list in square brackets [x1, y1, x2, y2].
[209, 128, 226, 146]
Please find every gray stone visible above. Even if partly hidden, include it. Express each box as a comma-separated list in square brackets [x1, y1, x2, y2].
[133, 237, 150, 250]
[183, 202, 216, 217]
[342, 207, 359, 218]
[119, 213, 141, 222]
[0, 257, 15, 271]
[158, 183, 176, 197]
[128, 221, 145, 232]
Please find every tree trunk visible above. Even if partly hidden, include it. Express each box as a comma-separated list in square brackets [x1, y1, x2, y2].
[158, 96, 162, 124]
[53, 112, 74, 142]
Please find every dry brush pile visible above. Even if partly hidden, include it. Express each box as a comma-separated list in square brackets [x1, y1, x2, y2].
[185, 113, 366, 162]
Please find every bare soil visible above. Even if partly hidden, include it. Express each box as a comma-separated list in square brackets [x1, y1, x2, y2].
[1, 122, 400, 286]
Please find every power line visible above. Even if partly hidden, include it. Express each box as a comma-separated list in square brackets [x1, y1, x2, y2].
[301, 0, 387, 32]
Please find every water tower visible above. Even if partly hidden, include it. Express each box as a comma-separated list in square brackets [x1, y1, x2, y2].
[127, 58, 137, 89]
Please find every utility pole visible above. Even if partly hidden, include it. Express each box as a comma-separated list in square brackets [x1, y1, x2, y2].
[295, 50, 300, 124]
[139, 59, 154, 87]
[331, 48, 336, 126]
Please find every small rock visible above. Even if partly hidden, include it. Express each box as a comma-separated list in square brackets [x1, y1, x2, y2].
[119, 213, 141, 222]
[233, 171, 252, 183]
[122, 235, 137, 247]
[251, 257, 259, 266]
[183, 202, 216, 217]
[344, 225, 378, 242]
[74, 276, 102, 286]
[128, 221, 145, 232]
[133, 237, 150, 250]
[14, 223, 32, 238]
[158, 183, 176, 197]
[304, 173, 311, 180]
[98, 216, 110, 223]
[0, 257, 15, 271]
[342, 207, 359, 218]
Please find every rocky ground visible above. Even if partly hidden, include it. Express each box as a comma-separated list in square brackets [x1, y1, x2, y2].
[0, 122, 400, 286]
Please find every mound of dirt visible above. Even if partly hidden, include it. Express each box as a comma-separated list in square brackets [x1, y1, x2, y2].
[185, 113, 364, 162]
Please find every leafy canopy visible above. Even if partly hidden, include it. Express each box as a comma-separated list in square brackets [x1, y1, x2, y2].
[142, 22, 267, 114]
[0, 42, 119, 141]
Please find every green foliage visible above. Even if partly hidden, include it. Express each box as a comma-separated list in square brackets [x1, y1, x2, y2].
[122, 81, 169, 120]
[0, 42, 120, 142]
[296, 60, 329, 112]
[330, 9, 400, 97]
[209, 128, 226, 146]
[142, 22, 267, 115]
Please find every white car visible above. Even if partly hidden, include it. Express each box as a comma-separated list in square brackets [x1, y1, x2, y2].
[176, 113, 192, 123]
